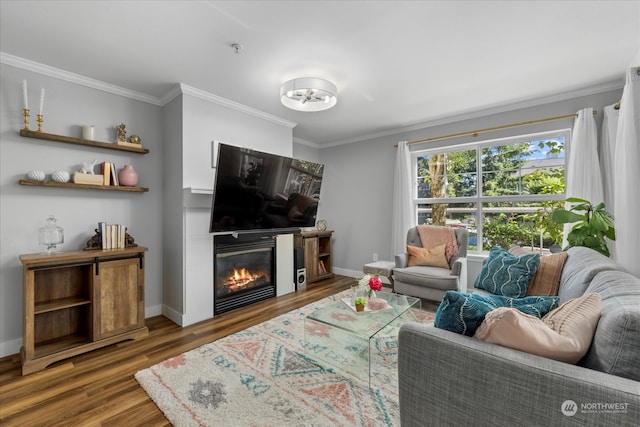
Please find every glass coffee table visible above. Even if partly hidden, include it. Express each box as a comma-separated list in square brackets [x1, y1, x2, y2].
[304, 290, 421, 388]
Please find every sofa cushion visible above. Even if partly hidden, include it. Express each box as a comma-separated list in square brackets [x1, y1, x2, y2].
[527, 252, 568, 296]
[434, 291, 559, 336]
[580, 270, 640, 382]
[407, 244, 449, 268]
[475, 293, 601, 363]
[474, 246, 540, 298]
[558, 246, 620, 302]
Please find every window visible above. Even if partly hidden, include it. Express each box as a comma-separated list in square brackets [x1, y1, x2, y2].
[413, 130, 569, 252]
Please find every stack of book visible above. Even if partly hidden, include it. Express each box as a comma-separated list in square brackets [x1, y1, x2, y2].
[73, 162, 119, 186]
[98, 222, 127, 249]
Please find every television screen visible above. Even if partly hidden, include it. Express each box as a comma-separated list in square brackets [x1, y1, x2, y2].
[209, 143, 324, 233]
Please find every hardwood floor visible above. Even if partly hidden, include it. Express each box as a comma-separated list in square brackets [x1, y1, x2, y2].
[0, 275, 354, 426]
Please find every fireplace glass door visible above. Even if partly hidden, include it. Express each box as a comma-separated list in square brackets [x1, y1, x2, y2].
[214, 237, 276, 314]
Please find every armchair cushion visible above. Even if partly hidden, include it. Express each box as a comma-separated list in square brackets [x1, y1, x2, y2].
[474, 246, 540, 298]
[434, 291, 559, 336]
[406, 244, 449, 268]
[393, 265, 458, 290]
[474, 293, 601, 364]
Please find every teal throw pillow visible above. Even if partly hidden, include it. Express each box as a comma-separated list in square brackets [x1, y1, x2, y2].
[474, 246, 540, 298]
[434, 291, 559, 336]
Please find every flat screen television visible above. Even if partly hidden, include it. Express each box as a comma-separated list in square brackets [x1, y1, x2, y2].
[209, 143, 324, 233]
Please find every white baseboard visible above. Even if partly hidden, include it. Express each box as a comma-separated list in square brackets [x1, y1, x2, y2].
[0, 337, 22, 358]
[162, 304, 184, 326]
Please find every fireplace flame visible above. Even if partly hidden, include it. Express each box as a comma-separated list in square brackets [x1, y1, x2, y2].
[223, 267, 267, 291]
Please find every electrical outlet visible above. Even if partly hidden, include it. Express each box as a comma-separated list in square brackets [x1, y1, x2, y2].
[373, 253, 378, 261]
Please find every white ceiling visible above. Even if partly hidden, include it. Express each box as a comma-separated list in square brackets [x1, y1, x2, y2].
[1, 1, 638, 147]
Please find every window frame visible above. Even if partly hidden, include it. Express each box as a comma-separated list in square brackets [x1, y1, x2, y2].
[412, 129, 571, 252]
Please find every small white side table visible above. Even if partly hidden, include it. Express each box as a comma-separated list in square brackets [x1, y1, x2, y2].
[363, 260, 396, 291]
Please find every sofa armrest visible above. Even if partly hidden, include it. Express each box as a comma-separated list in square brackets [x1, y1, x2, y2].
[398, 323, 640, 427]
[395, 253, 409, 268]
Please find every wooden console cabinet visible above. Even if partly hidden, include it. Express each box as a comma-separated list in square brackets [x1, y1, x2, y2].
[19, 247, 148, 375]
[294, 230, 334, 284]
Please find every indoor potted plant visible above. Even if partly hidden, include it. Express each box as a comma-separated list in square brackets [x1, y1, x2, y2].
[551, 197, 616, 257]
[354, 297, 367, 312]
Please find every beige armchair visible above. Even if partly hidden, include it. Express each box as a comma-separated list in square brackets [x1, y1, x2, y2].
[393, 226, 468, 301]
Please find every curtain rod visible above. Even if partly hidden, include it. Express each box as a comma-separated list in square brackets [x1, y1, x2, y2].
[399, 110, 597, 147]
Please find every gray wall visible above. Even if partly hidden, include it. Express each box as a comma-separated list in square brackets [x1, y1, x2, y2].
[0, 63, 164, 355]
[318, 88, 623, 279]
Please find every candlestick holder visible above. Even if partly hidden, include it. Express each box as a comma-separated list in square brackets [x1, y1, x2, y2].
[37, 114, 43, 133]
[23, 108, 30, 130]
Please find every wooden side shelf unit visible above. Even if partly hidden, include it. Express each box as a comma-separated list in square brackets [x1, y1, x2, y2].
[20, 247, 149, 375]
[294, 230, 334, 284]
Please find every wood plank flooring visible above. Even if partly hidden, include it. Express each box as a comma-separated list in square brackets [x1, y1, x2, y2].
[0, 275, 354, 426]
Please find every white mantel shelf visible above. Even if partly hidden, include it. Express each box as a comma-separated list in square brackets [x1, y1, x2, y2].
[183, 187, 213, 209]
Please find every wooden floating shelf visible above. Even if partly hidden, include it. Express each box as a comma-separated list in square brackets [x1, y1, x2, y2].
[19, 179, 149, 193]
[19, 129, 149, 154]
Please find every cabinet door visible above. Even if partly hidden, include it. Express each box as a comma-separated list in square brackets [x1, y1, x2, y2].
[93, 257, 145, 340]
[304, 236, 319, 280]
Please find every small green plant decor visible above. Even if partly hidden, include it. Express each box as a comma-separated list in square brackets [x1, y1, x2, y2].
[551, 197, 616, 257]
[354, 297, 367, 312]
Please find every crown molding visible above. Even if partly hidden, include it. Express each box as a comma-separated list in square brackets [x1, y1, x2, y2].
[0, 52, 163, 106]
[1, 52, 298, 130]
[321, 79, 625, 149]
[292, 136, 320, 149]
[177, 83, 297, 129]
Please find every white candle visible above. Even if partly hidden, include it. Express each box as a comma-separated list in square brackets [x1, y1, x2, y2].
[22, 80, 28, 109]
[39, 88, 45, 115]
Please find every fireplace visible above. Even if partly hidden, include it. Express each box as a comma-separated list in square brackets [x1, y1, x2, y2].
[214, 234, 276, 314]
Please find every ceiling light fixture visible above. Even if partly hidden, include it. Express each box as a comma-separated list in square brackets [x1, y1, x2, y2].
[280, 77, 337, 112]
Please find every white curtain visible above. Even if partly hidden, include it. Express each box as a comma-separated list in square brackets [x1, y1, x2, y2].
[613, 56, 640, 277]
[391, 141, 414, 257]
[564, 107, 604, 247]
[599, 104, 620, 259]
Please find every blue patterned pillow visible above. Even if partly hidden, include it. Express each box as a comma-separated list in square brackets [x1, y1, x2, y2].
[434, 291, 559, 336]
[474, 246, 540, 297]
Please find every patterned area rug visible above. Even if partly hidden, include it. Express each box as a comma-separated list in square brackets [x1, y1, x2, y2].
[135, 291, 435, 427]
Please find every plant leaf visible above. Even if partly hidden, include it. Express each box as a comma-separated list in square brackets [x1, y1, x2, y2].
[565, 197, 589, 203]
[551, 210, 584, 224]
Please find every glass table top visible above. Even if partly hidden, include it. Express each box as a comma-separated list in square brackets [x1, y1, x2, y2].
[305, 290, 421, 339]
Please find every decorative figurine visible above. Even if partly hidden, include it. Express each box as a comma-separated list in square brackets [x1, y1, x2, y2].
[116, 123, 126, 142]
[128, 135, 141, 145]
[81, 160, 98, 174]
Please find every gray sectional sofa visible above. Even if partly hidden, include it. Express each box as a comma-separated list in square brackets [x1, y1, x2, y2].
[398, 246, 640, 426]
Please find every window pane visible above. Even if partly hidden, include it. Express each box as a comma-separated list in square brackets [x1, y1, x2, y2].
[481, 138, 565, 196]
[416, 149, 477, 198]
[481, 201, 562, 251]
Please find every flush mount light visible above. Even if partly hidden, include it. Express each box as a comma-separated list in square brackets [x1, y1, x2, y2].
[280, 77, 337, 112]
